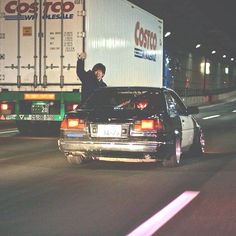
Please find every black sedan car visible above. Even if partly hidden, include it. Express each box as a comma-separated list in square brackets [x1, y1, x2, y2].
[58, 87, 205, 167]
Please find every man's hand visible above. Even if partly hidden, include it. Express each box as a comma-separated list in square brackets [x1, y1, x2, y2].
[79, 52, 87, 60]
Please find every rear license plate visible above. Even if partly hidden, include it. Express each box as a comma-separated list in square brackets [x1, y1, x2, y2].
[97, 124, 122, 137]
[31, 104, 49, 114]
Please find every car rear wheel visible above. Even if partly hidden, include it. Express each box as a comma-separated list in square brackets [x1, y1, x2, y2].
[162, 137, 182, 168]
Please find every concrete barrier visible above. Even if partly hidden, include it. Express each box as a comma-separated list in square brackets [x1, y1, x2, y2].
[182, 90, 236, 106]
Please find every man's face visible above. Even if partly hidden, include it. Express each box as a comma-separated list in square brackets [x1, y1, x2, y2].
[95, 70, 105, 81]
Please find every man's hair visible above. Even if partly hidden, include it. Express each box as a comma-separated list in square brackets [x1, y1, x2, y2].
[92, 63, 106, 74]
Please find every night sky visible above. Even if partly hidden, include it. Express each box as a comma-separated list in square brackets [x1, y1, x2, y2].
[128, 0, 236, 57]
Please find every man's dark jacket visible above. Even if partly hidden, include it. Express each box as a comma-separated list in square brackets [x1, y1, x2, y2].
[76, 58, 107, 103]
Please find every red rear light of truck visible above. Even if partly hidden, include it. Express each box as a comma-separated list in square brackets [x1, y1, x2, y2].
[61, 118, 85, 129]
[134, 119, 164, 131]
[1, 103, 8, 111]
[0, 102, 15, 114]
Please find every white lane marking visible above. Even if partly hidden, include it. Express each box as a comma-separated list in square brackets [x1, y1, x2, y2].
[202, 115, 220, 120]
[0, 129, 19, 134]
[232, 110, 236, 113]
[127, 191, 200, 236]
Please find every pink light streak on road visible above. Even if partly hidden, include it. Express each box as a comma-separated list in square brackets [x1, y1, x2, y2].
[127, 191, 200, 236]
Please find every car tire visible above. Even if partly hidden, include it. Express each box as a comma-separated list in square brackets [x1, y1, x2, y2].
[188, 129, 205, 157]
[162, 136, 182, 168]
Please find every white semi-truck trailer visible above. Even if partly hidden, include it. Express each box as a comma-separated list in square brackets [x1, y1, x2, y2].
[0, 0, 163, 134]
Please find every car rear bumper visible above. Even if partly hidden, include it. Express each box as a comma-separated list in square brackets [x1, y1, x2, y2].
[58, 139, 166, 154]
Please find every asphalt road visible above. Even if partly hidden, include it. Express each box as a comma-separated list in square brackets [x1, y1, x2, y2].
[0, 100, 236, 236]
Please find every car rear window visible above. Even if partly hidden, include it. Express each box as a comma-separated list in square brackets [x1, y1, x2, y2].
[81, 89, 164, 112]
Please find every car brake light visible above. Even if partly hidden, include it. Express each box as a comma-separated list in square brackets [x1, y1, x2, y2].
[60, 119, 68, 129]
[60, 118, 85, 129]
[134, 119, 163, 131]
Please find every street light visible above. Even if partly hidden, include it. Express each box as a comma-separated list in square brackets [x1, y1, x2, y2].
[195, 44, 201, 48]
[164, 32, 171, 38]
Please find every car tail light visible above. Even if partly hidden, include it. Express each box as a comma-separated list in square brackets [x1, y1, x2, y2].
[60, 118, 85, 129]
[65, 103, 79, 112]
[134, 119, 164, 131]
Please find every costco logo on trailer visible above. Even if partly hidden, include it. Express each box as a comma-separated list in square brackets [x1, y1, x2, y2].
[4, 0, 75, 20]
[134, 21, 158, 62]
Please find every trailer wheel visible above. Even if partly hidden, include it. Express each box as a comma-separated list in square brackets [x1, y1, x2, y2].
[16, 121, 31, 135]
[16, 121, 60, 136]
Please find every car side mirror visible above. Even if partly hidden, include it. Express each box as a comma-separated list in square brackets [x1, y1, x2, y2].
[186, 106, 199, 115]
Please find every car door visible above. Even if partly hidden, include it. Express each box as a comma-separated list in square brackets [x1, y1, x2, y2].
[171, 91, 195, 149]
[164, 90, 194, 150]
